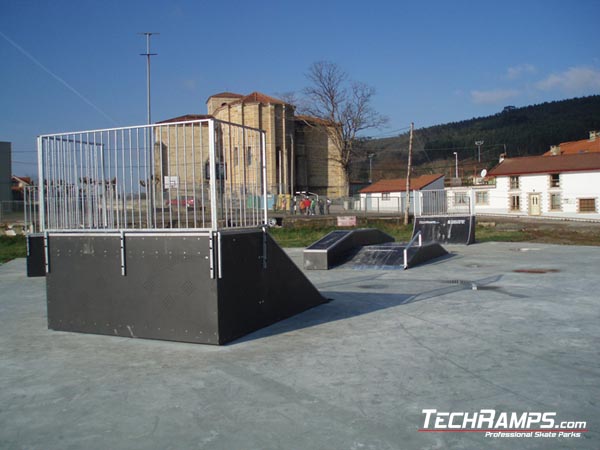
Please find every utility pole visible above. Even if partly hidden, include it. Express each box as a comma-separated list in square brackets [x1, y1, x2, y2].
[404, 122, 414, 225]
[139, 32, 159, 124]
[367, 152, 375, 183]
[475, 140, 484, 163]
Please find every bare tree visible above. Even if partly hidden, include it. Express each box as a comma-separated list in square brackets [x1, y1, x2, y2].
[301, 61, 387, 196]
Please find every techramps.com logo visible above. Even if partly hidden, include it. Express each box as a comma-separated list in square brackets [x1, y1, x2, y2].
[419, 409, 588, 438]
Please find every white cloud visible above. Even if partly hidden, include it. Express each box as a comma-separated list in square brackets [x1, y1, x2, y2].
[470, 88, 520, 105]
[536, 66, 600, 93]
[506, 64, 536, 80]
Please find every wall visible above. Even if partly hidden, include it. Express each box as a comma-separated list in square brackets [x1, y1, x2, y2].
[475, 171, 600, 216]
[0, 142, 11, 203]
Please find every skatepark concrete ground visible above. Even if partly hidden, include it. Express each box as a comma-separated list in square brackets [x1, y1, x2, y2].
[0, 241, 599, 449]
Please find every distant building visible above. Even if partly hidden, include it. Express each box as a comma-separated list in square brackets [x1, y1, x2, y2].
[481, 152, 600, 216]
[358, 174, 445, 213]
[0, 142, 12, 204]
[544, 130, 600, 156]
[156, 92, 345, 199]
[11, 176, 32, 201]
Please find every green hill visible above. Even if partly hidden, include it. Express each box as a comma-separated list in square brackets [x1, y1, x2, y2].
[354, 95, 600, 182]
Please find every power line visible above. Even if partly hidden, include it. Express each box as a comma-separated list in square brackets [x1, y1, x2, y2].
[0, 31, 117, 125]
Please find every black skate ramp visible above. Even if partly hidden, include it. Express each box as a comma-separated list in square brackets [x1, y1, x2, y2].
[304, 228, 394, 270]
[413, 215, 476, 245]
[343, 242, 448, 270]
[304, 228, 448, 270]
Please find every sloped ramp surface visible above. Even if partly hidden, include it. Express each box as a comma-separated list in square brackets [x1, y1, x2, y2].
[343, 242, 448, 270]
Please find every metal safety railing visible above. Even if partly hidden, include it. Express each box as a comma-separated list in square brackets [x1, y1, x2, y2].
[403, 230, 422, 270]
[37, 118, 267, 232]
[415, 189, 473, 217]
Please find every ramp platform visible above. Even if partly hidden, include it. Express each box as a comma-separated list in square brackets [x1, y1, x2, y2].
[46, 230, 326, 345]
[303, 228, 394, 270]
[344, 242, 448, 270]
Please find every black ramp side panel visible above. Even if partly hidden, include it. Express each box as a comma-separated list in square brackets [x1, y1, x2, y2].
[405, 243, 448, 269]
[46, 235, 219, 344]
[217, 231, 327, 344]
[413, 215, 476, 245]
[26, 234, 46, 277]
[304, 228, 395, 270]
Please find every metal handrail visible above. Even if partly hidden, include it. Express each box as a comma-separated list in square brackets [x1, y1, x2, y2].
[403, 230, 422, 270]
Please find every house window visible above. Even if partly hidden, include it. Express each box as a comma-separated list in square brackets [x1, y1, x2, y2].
[475, 191, 489, 205]
[578, 198, 597, 213]
[550, 193, 561, 211]
[247, 146, 252, 166]
[382, 192, 390, 200]
[510, 176, 520, 190]
[550, 173, 560, 188]
[510, 195, 520, 211]
[454, 192, 468, 205]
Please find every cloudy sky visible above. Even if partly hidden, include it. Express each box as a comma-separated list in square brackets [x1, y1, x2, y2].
[1, 0, 599, 175]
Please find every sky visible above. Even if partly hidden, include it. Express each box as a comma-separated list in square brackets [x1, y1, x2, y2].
[2, 0, 600, 177]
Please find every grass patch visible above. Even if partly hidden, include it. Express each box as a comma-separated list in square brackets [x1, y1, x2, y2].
[0, 235, 27, 264]
[270, 221, 414, 247]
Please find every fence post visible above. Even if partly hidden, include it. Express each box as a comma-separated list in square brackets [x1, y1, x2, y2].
[37, 137, 46, 232]
[469, 188, 475, 215]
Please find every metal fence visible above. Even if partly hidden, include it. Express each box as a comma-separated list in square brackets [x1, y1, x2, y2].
[0, 201, 25, 224]
[37, 119, 267, 232]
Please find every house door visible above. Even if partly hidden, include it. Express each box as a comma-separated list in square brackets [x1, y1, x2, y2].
[529, 193, 541, 216]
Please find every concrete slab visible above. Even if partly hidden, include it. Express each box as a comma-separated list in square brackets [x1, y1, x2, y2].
[1, 242, 599, 449]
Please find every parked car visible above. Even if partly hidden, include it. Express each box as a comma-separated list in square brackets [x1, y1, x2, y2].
[165, 196, 195, 208]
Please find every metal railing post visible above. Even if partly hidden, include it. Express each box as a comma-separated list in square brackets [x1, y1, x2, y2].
[208, 120, 218, 230]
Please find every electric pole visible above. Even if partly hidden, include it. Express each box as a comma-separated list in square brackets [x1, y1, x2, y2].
[139, 32, 159, 124]
[404, 122, 414, 225]
[475, 140, 484, 163]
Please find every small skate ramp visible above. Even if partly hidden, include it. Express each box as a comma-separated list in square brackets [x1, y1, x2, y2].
[413, 215, 476, 245]
[304, 228, 394, 270]
[304, 229, 447, 270]
[345, 242, 448, 270]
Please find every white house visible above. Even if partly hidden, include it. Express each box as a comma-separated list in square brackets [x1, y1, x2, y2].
[480, 152, 600, 219]
[358, 174, 445, 214]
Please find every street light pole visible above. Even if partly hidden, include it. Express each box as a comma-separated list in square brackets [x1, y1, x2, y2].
[367, 152, 375, 183]
[453, 152, 459, 179]
[139, 32, 159, 125]
[475, 140, 484, 163]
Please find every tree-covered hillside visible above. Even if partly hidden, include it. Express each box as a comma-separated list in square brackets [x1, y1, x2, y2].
[354, 95, 600, 182]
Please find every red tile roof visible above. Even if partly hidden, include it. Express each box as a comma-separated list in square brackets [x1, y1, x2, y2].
[234, 92, 286, 105]
[157, 114, 213, 124]
[543, 134, 600, 155]
[206, 92, 244, 100]
[360, 174, 444, 193]
[488, 153, 600, 176]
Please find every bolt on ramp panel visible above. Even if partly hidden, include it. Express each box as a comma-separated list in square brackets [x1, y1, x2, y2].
[303, 228, 395, 270]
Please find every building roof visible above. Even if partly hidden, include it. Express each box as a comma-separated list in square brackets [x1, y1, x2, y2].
[544, 132, 600, 156]
[206, 92, 244, 103]
[233, 92, 286, 105]
[359, 174, 444, 194]
[488, 152, 600, 177]
[156, 114, 213, 124]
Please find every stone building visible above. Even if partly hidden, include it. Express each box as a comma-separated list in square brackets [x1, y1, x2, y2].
[156, 92, 345, 200]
